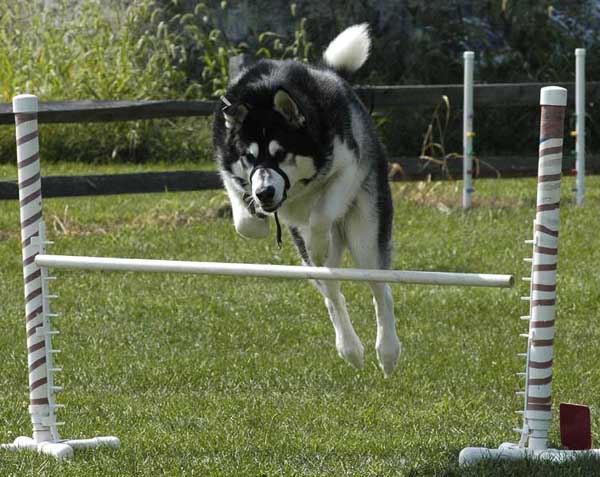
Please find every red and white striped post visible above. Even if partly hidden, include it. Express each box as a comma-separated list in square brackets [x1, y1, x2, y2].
[0, 94, 72, 457]
[521, 86, 566, 450]
[12, 94, 64, 446]
[459, 86, 599, 464]
[1, 95, 119, 459]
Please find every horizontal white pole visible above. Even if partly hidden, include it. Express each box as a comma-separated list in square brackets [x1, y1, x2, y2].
[35, 254, 514, 288]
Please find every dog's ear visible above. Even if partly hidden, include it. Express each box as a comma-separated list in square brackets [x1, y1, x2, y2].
[221, 96, 249, 130]
[273, 89, 305, 128]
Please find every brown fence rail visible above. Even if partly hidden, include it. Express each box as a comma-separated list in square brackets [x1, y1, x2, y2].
[0, 100, 216, 124]
[355, 81, 600, 110]
[2, 154, 599, 200]
[0, 170, 222, 200]
[0, 81, 598, 200]
[1, 82, 599, 124]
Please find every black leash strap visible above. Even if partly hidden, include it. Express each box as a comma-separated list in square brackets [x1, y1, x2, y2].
[274, 212, 283, 248]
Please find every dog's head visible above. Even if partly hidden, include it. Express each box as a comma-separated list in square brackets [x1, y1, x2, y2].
[219, 88, 320, 214]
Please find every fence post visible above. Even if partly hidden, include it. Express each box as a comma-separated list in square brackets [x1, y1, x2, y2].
[574, 48, 586, 206]
[463, 51, 475, 209]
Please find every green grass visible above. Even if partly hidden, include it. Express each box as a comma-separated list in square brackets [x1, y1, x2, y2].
[0, 160, 216, 181]
[1, 173, 600, 476]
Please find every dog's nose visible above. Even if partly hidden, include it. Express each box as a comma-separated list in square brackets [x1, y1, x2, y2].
[256, 186, 275, 202]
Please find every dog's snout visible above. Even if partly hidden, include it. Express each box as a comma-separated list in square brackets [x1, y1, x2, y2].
[251, 168, 286, 211]
[256, 186, 276, 202]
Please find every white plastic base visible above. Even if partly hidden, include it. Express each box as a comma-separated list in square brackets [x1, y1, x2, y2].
[1, 435, 120, 459]
[460, 442, 600, 465]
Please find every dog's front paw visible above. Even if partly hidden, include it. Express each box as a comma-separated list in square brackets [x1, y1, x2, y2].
[234, 214, 270, 239]
[336, 333, 365, 370]
[376, 334, 401, 378]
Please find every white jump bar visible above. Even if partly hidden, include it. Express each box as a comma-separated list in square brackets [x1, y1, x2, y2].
[35, 255, 514, 288]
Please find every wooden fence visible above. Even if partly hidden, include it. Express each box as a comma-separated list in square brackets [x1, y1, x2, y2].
[0, 81, 598, 199]
[1, 82, 599, 124]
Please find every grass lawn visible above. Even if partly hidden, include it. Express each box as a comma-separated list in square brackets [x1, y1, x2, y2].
[1, 172, 600, 476]
[0, 160, 216, 180]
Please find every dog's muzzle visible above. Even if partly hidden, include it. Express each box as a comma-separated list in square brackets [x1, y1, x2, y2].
[249, 166, 290, 212]
[248, 165, 290, 248]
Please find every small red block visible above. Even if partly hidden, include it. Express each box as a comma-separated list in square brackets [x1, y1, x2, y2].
[560, 403, 592, 450]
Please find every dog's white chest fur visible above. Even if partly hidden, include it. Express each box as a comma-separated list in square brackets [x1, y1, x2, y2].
[278, 136, 363, 227]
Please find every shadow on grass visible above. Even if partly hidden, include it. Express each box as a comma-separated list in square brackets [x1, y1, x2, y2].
[408, 449, 600, 477]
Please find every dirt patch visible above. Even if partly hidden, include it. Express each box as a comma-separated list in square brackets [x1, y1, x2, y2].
[391, 180, 529, 211]
[42, 205, 233, 238]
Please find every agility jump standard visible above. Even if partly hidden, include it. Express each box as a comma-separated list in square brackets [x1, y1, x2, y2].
[2, 94, 513, 460]
[460, 87, 600, 464]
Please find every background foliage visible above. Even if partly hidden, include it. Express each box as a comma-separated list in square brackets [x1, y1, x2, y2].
[0, 0, 598, 166]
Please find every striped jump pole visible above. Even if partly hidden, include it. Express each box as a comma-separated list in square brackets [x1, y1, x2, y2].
[460, 87, 600, 464]
[520, 86, 566, 452]
[0, 94, 66, 456]
[0, 95, 119, 459]
[462, 51, 475, 210]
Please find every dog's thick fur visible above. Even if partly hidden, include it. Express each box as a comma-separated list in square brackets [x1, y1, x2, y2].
[212, 24, 400, 376]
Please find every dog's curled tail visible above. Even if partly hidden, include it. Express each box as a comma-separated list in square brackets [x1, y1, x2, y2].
[323, 23, 371, 74]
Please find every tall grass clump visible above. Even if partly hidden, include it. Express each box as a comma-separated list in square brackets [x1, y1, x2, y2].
[0, 1, 250, 165]
[1, 0, 200, 165]
[0, 1, 315, 166]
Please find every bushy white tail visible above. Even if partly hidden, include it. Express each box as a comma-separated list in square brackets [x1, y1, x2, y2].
[323, 23, 371, 73]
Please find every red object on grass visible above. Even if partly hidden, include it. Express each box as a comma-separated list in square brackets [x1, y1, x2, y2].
[560, 403, 592, 450]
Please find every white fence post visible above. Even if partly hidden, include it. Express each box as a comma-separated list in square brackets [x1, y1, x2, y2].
[463, 51, 475, 209]
[574, 48, 586, 206]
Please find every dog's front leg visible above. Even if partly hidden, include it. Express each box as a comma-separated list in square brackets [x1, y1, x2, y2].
[306, 217, 331, 267]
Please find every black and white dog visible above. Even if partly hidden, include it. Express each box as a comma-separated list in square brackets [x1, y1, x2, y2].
[213, 24, 400, 377]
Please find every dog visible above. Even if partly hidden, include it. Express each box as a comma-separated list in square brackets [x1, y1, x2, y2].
[212, 24, 400, 377]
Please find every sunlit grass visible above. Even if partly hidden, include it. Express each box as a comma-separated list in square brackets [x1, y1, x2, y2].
[1, 174, 599, 475]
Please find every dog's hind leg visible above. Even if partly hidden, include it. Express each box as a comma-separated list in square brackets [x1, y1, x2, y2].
[288, 225, 364, 369]
[344, 195, 401, 377]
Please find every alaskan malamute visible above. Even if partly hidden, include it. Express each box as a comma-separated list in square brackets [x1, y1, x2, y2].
[213, 24, 400, 377]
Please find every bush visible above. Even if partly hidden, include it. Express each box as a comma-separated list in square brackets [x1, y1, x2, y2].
[0, 0, 246, 165]
[1, 1, 598, 166]
[0, 0, 317, 166]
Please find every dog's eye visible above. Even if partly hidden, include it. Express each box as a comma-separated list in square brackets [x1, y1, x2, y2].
[247, 142, 259, 158]
[268, 140, 284, 157]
